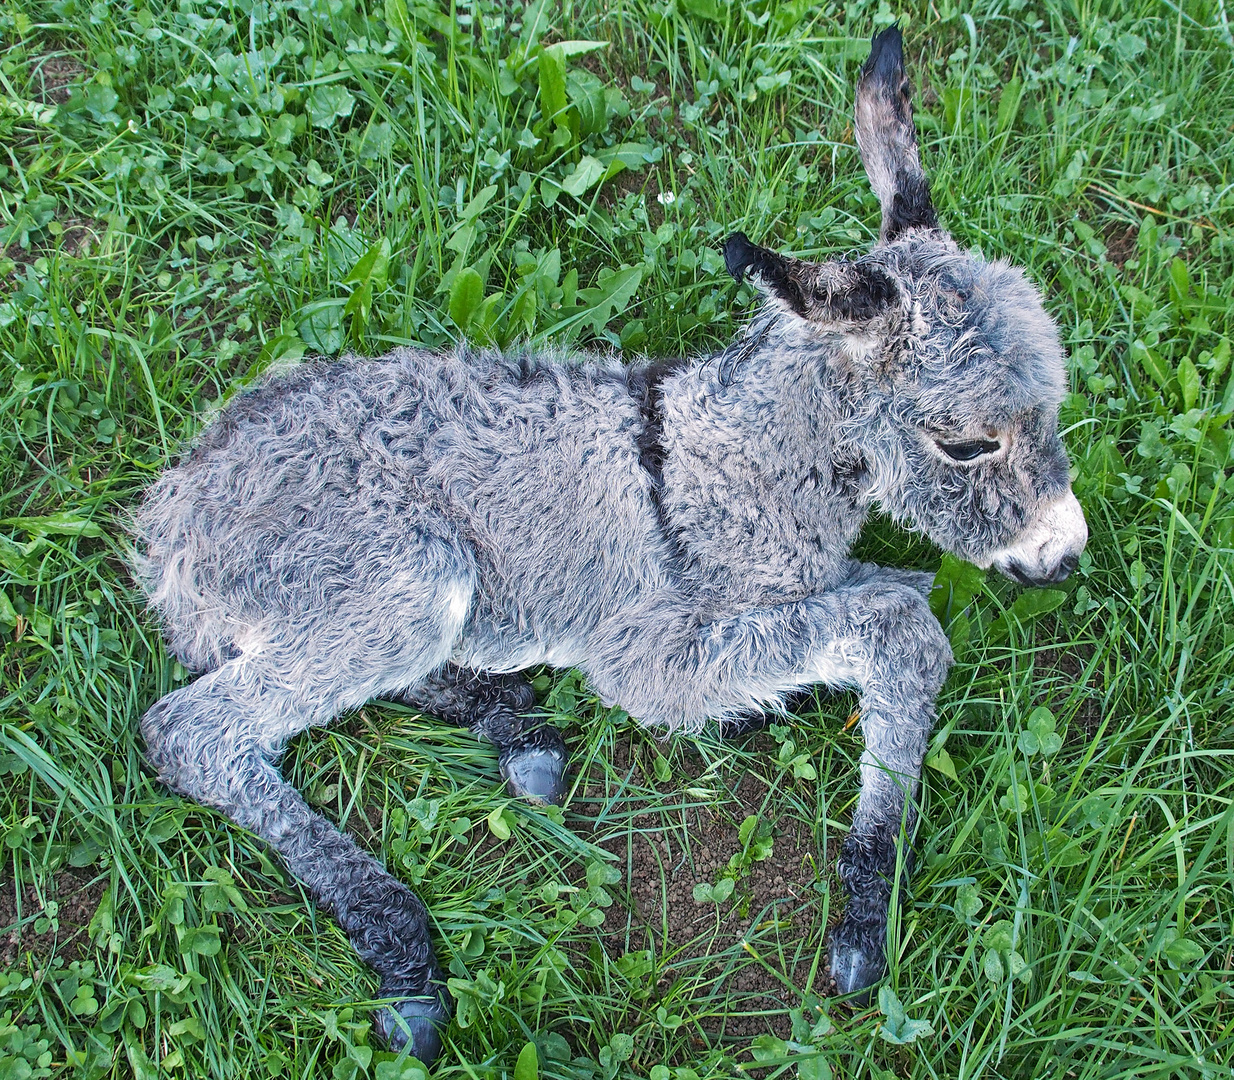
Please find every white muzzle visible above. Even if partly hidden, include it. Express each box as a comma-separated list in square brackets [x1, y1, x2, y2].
[982, 490, 1088, 586]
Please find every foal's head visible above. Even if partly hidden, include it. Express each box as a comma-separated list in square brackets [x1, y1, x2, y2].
[725, 27, 1087, 586]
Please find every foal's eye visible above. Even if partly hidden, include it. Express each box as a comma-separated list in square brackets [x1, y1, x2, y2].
[937, 439, 1001, 462]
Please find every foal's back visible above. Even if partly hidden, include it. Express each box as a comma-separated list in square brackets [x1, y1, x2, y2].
[133, 346, 674, 675]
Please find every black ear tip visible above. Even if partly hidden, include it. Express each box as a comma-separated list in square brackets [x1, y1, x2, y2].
[723, 232, 757, 281]
[863, 24, 904, 81]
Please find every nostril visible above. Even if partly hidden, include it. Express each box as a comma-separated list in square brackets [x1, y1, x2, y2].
[1054, 553, 1079, 582]
[1003, 560, 1036, 587]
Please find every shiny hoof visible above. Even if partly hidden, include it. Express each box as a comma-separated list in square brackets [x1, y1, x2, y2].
[500, 745, 567, 804]
[374, 983, 451, 1063]
[828, 933, 886, 1004]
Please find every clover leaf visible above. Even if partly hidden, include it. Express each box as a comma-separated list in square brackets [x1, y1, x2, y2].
[878, 986, 934, 1045]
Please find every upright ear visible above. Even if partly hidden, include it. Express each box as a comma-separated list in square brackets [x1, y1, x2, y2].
[724, 232, 899, 323]
[855, 26, 940, 242]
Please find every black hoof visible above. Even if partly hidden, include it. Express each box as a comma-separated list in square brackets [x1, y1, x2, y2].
[374, 983, 451, 1063]
[500, 745, 566, 804]
[828, 934, 886, 1003]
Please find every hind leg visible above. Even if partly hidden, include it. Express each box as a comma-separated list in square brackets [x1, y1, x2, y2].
[401, 666, 567, 805]
[143, 672, 452, 1060]
[718, 688, 822, 739]
[141, 550, 476, 1063]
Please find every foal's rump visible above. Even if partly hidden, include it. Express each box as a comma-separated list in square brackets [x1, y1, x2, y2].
[132, 356, 474, 678]
[136, 504, 476, 707]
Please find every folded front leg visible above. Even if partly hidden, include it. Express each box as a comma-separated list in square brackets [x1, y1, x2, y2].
[843, 559, 937, 599]
[824, 584, 952, 998]
[401, 666, 566, 804]
[584, 580, 951, 998]
[583, 592, 857, 731]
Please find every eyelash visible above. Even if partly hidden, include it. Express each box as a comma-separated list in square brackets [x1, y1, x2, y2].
[937, 439, 1001, 462]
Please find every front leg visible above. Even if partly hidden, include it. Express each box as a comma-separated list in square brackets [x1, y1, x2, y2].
[823, 582, 952, 998]
[843, 558, 936, 599]
[585, 581, 951, 999]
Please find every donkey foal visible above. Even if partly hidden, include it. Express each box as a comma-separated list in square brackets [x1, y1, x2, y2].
[135, 28, 1087, 1064]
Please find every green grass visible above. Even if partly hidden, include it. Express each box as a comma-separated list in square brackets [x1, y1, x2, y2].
[0, 0, 1232, 1075]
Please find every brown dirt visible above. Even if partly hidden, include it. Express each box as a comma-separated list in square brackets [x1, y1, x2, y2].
[58, 217, 101, 258]
[1034, 640, 1103, 733]
[575, 735, 839, 1045]
[599, 163, 655, 210]
[330, 201, 359, 230]
[31, 54, 84, 104]
[2, 243, 34, 283]
[0, 869, 104, 970]
[2, 215, 102, 286]
[1103, 222, 1139, 269]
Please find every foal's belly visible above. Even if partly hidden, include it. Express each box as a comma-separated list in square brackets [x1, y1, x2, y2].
[449, 621, 589, 676]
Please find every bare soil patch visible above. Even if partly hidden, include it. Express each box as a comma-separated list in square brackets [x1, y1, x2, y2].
[0, 868, 104, 970]
[1103, 222, 1139, 269]
[1034, 639, 1103, 733]
[31, 54, 84, 104]
[58, 217, 101, 258]
[2, 216, 102, 286]
[580, 735, 837, 1044]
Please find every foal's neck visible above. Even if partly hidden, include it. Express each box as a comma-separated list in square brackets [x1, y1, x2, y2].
[653, 328, 872, 605]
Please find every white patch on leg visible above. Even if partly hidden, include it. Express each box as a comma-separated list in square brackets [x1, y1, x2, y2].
[231, 623, 269, 658]
[542, 639, 586, 667]
[445, 581, 472, 630]
[802, 637, 864, 688]
[841, 332, 880, 362]
[450, 636, 586, 673]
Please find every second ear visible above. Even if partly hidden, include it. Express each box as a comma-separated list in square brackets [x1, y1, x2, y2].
[723, 232, 900, 325]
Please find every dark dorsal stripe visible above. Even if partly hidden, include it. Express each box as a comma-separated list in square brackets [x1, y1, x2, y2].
[625, 358, 695, 570]
[626, 357, 685, 490]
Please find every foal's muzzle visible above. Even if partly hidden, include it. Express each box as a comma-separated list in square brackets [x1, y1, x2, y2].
[986, 491, 1088, 588]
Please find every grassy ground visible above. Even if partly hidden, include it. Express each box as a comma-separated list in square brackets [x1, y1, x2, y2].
[0, 0, 1232, 1076]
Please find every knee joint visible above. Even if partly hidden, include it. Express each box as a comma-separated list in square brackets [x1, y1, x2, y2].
[863, 586, 952, 685]
[140, 693, 184, 774]
[140, 684, 267, 791]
